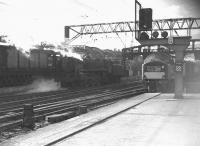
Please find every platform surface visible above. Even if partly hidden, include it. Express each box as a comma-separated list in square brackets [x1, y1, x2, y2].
[1, 93, 159, 146]
[2, 93, 200, 146]
[55, 94, 200, 146]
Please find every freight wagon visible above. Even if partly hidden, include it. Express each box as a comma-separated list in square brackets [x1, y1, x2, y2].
[184, 61, 200, 93]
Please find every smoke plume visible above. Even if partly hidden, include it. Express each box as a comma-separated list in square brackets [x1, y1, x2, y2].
[0, 78, 62, 95]
[26, 78, 61, 93]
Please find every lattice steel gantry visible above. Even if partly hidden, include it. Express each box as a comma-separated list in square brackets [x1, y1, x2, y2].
[65, 18, 200, 43]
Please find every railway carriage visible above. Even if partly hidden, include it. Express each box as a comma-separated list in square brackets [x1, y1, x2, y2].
[184, 61, 200, 92]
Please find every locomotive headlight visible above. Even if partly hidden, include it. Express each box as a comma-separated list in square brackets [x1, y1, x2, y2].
[140, 32, 149, 40]
[161, 65, 165, 71]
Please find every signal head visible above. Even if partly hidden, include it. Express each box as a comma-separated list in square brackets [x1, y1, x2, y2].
[152, 31, 159, 38]
[140, 32, 149, 40]
[161, 31, 168, 38]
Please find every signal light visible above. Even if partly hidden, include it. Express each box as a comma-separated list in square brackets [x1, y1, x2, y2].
[140, 32, 149, 40]
[161, 31, 168, 38]
[152, 31, 159, 38]
[139, 8, 152, 31]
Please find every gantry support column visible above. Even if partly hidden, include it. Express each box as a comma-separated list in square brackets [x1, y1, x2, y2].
[138, 36, 191, 98]
[174, 47, 186, 98]
[173, 37, 191, 98]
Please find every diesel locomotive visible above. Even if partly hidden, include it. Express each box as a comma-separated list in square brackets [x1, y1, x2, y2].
[142, 52, 175, 92]
[142, 51, 200, 93]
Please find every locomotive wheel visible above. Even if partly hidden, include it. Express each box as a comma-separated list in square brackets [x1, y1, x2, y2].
[86, 79, 100, 87]
[92, 80, 100, 86]
[86, 80, 92, 87]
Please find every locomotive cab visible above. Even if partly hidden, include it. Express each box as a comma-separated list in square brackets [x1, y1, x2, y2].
[142, 61, 167, 80]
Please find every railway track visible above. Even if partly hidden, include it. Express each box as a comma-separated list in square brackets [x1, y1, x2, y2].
[0, 81, 147, 133]
[0, 81, 138, 103]
[0, 84, 141, 115]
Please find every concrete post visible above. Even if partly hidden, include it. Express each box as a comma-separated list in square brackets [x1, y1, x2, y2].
[174, 47, 184, 98]
[76, 105, 88, 115]
[22, 104, 35, 129]
[173, 37, 191, 98]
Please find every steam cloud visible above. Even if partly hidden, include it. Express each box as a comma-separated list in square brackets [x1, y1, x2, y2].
[26, 78, 61, 93]
[0, 78, 62, 95]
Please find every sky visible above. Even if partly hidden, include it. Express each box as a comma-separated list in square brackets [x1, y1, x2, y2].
[0, 0, 199, 50]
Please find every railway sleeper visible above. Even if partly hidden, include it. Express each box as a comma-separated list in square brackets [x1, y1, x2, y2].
[0, 113, 22, 124]
[34, 87, 146, 116]
[46, 111, 75, 124]
[0, 120, 22, 132]
[34, 91, 133, 115]
[0, 86, 147, 132]
[0, 87, 146, 122]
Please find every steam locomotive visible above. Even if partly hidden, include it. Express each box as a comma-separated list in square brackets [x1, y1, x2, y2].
[0, 43, 124, 88]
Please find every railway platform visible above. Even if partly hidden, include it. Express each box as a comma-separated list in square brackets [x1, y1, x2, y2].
[2, 93, 200, 146]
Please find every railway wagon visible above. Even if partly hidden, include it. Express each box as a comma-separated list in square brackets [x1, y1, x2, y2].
[0, 43, 124, 88]
[142, 52, 175, 92]
[184, 61, 200, 81]
[184, 61, 200, 93]
[0, 44, 32, 86]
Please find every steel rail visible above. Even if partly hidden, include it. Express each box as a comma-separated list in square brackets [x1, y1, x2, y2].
[0, 81, 142, 113]
[0, 82, 146, 132]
